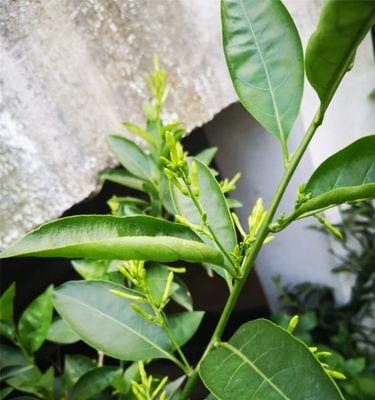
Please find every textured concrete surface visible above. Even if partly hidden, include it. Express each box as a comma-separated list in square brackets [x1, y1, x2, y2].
[0, 0, 236, 247]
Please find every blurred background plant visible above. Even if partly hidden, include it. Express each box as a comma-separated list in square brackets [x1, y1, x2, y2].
[273, 201, 375, 400]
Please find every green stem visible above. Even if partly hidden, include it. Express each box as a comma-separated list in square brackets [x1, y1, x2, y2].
[146, 290, 191, 373]
[162, 317, 192, 373]
[180, 109, 323, 399]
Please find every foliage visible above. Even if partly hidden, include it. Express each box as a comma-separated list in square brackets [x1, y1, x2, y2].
[273, 201, 375, 400]
[2, 0, 375, 399]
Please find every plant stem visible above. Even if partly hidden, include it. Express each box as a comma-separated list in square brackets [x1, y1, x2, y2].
[180, 109, 323, 399]
[162, 317, 192, 373]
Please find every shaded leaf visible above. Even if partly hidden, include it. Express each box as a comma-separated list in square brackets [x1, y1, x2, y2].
[63, 355, 96, 387]
[54, 280, 203, 361]
[306, 0, 375, 109]
[200, 319, 344, 399]
[71, 259, 110, 280]
[107, 135, 158, 182]
[221, 0, 303, 142]
[100, 169, 145, 192]
[47, 317, 80, 344]
[1, 215, 224, 267]
[18, 286, 53, 352]
[0, 344, 28, 369]
[146, 264, 179, 306]
[0, 387, 13, 399]
[71, 367, 121, 400]
[195, 147, 218, 166]
[0, 283, 16, 326]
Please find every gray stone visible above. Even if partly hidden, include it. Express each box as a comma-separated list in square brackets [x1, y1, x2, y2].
[0, 0, 236, 247]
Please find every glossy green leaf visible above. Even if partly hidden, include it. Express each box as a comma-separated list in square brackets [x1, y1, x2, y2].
[63, 355, 96, 387]
[195, 147, 218, 166]
[200, 319, 344, 400]
[0, 283, 15, 326]
[292, 136, 375, 219]
[107, 135, 158, 182]
[47, 317, 80, 344]
[18, 286, 53, 352]
[221, 0, 303, 142]
[306, 1, 375, 108]
[100, 169, 146, 192]
[0, 215, 224, 266]
[71, 367, 121, 400]
[171, 159, 236, 284]
[53, 280, 203, 361]
[111, 362, 139, 395]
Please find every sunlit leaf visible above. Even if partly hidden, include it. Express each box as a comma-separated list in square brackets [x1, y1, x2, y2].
[0, 215, 224, 267]
[221, 0, 303, 142]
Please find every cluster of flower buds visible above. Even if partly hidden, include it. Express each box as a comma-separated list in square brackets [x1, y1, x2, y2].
[110, 260, 185, 326]
[294, 184, 312, 209]
[231, 199, 274, 268]
[144, 55, 170, 117]
[220, 172, 241, 194]
[161, 131, 190, 195]
[131, 361, 168, 400]
[286, 315, 346, 381]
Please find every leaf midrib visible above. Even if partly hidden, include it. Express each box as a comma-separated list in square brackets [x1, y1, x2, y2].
[55, 292, 174, 361]
[220, 342, 291, 400]
[239, 0, 285, 141]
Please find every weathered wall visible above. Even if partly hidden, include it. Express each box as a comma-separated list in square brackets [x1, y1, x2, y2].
[0, 0, 236, 247]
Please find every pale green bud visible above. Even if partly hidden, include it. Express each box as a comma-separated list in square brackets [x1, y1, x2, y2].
[326, 370, 346, 380]
[110, 289, 144, 303]
[287, 315, 299, 333]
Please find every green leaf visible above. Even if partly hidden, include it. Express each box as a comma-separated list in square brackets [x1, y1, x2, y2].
[63, 355, 96, 387]
[221, 0, 303, 142]
[306, 0, 375, 109]
[47, 317, 80, 344]
[100, 169, 146, 192]
[0, 366, 34, 382]
[171, 159, 236, 284]
[18, 286, 53, 352]
[0, 283, 15, 326]
[71, 367, 121, 400]
[195, 147, 218, 166]
[0, 344, 28, 369]
[146, 264, 179, 306]
[226, 198, 242, 209]
[122, 122, 155, 144]
[292, 136, 375, 219]
[107, 134, 158, 182]
[71, 259, 110, 280]
[111, 362, 139, 395]
[0, 387, 13, 399]
[200, 319, 344, 400]
[168, 311, 203, 347]
[0, 215, 224, 267]
[53, 280, 203, 361]
[171, 277, 193, 312]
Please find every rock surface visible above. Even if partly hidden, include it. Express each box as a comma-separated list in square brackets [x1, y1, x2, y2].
[0, 0, 236, 247]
